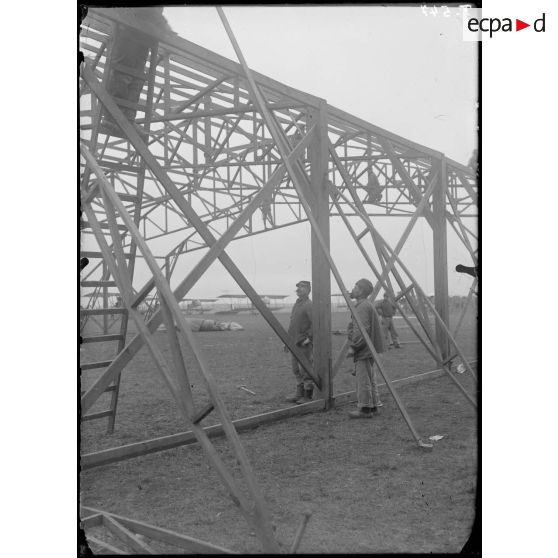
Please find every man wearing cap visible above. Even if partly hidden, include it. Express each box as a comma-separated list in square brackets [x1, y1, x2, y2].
[284, 280, 314, 404]
[347, 279, 386, 418]
[378, 291, 402, 349]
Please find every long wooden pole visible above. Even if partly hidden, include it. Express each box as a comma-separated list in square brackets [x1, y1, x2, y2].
[82, 146, 280, 552]
[216, 7, 431, 448]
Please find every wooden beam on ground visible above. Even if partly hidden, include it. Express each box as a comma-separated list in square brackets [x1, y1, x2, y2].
[102, 514, 156, 554]
[82, 507, 236, 554]
[80, 512, 103, 528]
[82, 360, 478, 470]
[333, 360, 478, 405]
[81, 399, 324, 470]
[85, 534, 126, 554]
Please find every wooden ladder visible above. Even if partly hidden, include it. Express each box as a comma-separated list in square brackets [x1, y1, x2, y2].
[80, 21, 161, 433]
[80, 253, 128, 434]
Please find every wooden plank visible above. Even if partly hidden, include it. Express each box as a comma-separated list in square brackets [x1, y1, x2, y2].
[81, 399, 324, 470]
[82, 506, 236, 554]
[80, 307, 126, 316]
[81, 250, 132, 259]
[82, 410, 113, 421]
[81, 357, 479, 470]
[81, 221, 127, 231]
[80, 385, 116, 396]
[85, 534, 126, 554]
[103, 514, 156, 554]
[334, 359, 478, 405]
[81, 280, 116, 288]
[81, 334, 123, 343]
[81, 360, 113, 371]
[80, 512, 103, 528]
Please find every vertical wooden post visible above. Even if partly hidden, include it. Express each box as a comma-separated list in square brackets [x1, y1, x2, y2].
[204, 94, 211, 162]
[432, 155, 450, 359]
[102, 261, 109, 334]
[309, 103, 332, 408]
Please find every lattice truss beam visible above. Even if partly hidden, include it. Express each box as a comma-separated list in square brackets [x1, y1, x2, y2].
[80, 8, 477, 293]
[80, 8, 478, 551]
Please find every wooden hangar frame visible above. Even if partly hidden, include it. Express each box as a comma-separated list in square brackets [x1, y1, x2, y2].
[79, 7, 478, 553]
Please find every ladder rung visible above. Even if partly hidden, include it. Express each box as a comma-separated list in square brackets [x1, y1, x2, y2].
[98, 160, 141, 174]
[80, 308, 127, 316]
[81, 280, 117, 288]
[82, 334, 124, 343]
[92, 190, 139, 203]
[82, 410, 113, 422]
[81, 221, 128, 231]
[80, 385, 116, 396]
[116, 193, 140, 203]
[81, 360, 114, 371]
[81, 251, 132, 259]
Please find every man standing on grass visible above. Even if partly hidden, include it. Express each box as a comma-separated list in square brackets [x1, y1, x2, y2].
[378, 291, 402, 349]
[347, 279, 386, 419]
[284, 280, 314, 404]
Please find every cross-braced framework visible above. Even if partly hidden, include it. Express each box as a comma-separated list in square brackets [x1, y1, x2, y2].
[80, 7, 478, 552]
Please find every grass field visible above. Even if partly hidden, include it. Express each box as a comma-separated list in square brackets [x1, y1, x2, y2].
[80, 308, 478, 553]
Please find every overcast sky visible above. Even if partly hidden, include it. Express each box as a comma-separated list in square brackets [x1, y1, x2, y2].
[154, 6, 478, 300]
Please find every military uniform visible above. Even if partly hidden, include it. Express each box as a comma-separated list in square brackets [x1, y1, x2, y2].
[101, 8, 176, 134]
[348, 298, 386, 411]
[287, 295, 313, 392]
[379, 297, 401, 348]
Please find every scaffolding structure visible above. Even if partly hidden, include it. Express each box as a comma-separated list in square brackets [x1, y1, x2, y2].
[80, 7, 478, 552]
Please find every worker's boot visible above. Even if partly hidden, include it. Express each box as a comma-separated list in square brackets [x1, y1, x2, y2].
[285, 383, 304, 403]
[348, 406, 373, 419]
[301, 385, 314, 403]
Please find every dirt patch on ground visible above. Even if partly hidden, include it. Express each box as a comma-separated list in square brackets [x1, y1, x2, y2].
[80, 310, 477, 553]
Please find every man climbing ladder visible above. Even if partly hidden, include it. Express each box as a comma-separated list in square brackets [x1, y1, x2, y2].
[100, 8, 177, 137]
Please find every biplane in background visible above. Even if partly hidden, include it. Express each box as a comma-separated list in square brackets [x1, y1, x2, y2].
[214, 294, 288, 315]
[178, 298, 218, 314]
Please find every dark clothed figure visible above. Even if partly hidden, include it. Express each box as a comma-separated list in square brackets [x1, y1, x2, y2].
[347, 279, 386, 418]
[101, 8, 176, 134]
[285, 280, 314, 403]
[378, 293, 401, 348]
